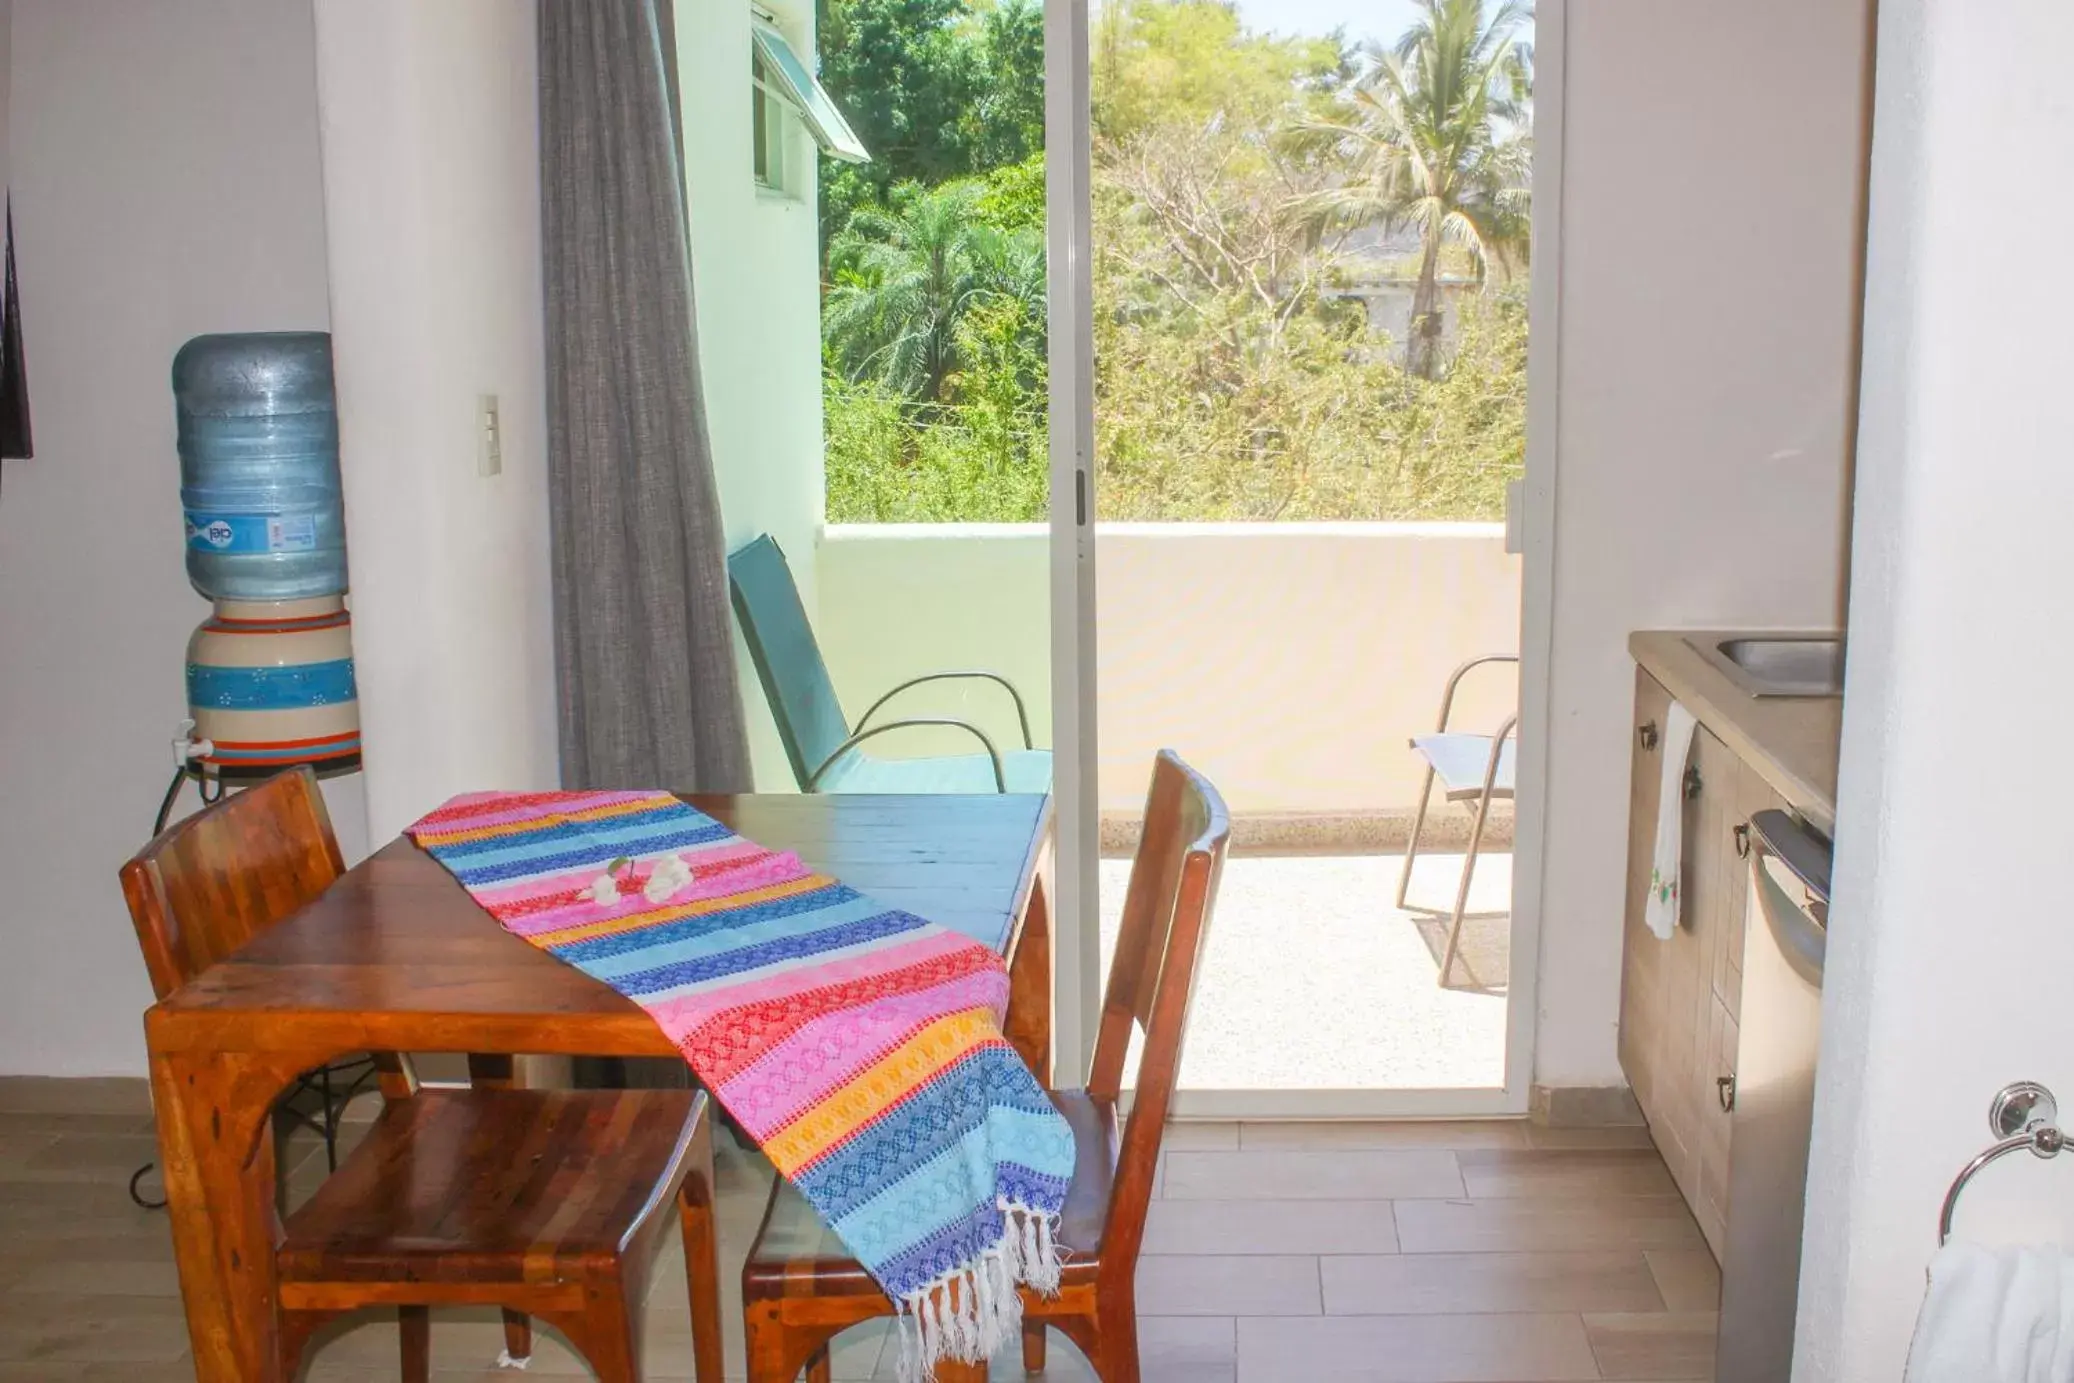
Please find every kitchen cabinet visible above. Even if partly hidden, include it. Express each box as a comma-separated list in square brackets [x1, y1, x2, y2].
[1617, 667, 1787, 1260]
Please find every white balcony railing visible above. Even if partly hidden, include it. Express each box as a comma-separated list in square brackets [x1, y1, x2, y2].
[816, 522, 1522, 824]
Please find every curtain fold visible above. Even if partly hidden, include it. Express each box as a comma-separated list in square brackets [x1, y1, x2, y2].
[539, 0, 751, 794]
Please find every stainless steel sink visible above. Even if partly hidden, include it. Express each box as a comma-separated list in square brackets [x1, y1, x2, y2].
[1689, 635, 1845, 698]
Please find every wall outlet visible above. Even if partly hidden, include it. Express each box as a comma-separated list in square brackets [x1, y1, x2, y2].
[477, 394, 503, 477]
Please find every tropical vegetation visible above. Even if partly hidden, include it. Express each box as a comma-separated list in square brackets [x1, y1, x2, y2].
[817, 0, 1533, 523]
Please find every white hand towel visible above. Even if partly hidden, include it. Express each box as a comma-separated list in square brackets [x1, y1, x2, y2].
[1644, 701, 1698, 940]
[1906, 1241, 2074, 1383]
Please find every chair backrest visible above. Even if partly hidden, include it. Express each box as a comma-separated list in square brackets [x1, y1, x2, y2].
[1088, 750, 1231, 1273]
[118, 766, 346, 1001]
[726, 534, 852, 789]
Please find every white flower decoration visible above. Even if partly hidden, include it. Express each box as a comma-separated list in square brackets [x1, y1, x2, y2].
[583, 874, 620, 906]
[642, 854, 695, 904]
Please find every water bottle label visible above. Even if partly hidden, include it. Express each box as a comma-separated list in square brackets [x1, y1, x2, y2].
[185, 512, 320, 554]
[267, 515, 318, 552]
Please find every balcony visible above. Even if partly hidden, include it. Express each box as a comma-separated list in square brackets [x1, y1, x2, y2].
[810, 520, 1523, 1094]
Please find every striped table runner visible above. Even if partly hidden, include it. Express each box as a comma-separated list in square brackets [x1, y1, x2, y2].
[408, 790, 1074, 1380]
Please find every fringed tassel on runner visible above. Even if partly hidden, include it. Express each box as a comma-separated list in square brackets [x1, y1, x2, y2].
[894, 1202, 1065, 1383]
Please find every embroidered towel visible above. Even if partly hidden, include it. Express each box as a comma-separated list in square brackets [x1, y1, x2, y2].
[409, 790, 1076, 1381]
[1906, 1241, 2074, 1382]
[1645, 701, 1699, 939]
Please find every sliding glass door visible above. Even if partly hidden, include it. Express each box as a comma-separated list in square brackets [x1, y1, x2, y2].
[1044, 0, 1558, 1116]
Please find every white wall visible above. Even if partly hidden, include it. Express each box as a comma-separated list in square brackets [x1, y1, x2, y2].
[1533, 0, 1870, 1088]
[676, 0, 827, 791]
[817, 523, 1519, 815]
[312, 1, 559, 842]
[817, 525, 1053, 773]
[1096, 524, 1518, 815]
[0, 0, 354, 1076]
[1795, 1, 2074, 1373]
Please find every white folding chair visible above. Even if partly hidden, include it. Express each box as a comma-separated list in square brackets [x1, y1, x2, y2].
[1397, 654, 1518, 987]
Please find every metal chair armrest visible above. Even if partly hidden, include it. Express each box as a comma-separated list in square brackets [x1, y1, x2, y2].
[854, 671, 1035, 749]
[1480, 714, 1520, 796]
[805, 718, 1007, 792]
[1432, 654, 1522, 734]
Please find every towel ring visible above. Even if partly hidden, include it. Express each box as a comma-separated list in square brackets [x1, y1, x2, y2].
[1938, 1081, 2068, 1246]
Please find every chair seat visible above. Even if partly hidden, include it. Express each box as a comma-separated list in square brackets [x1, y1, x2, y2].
[817, 747, 1053, 795]
[743, 1088, 1116, 1300]
[279, 1088, 703, 1285]
[1411, 732, 1517, 800]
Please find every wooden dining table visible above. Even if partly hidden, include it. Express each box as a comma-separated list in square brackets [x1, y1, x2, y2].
[144, 791, 1055, 1383]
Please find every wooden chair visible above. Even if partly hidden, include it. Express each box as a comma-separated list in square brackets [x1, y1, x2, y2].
[741, 750, 1230, 1382]
[119, 766, 724, 1383]
[727, 533, 1051, 793]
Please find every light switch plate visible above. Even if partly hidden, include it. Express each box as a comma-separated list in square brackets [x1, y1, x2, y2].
[477, 394, 503, 477]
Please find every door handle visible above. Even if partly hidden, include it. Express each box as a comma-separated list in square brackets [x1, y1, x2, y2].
[1684, 766, 1702, 800]
[1733, 823, 1751, 859]
[1717, 1075, 1737, 1113]
[1638, 721, 1659, 752]
[1750, 809, 1833, 904]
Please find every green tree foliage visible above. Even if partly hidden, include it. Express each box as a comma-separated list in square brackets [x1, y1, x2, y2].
[823, 176, 1046, 403]
[1294, 0, 1533, 376]
[972, 1, 1048, 168]
[824, 291, 1050, 522]
[1093, 0, 1344, 143]
[1095, 288, 1525, 520]
[819, 0, 1532, 524]
[816, 0, 1045, 247]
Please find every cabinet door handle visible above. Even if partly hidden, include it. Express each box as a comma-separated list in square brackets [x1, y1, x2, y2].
[1717, 1075, 1737, 1113]
[1638, 721, 1659, 752]
[1684, 766, 1703, 800]
[1733, 822, 1751, 859]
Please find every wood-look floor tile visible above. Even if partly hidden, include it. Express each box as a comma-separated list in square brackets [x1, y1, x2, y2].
[876, 1347, 1093, 1381]
[1522, 1123, 1656, 1151]
[1240, 1121, 1528, 1151]
[305, 1299, 801, 1380]
[305, 1310, 580, 1374]
[1457, 1148, 1679, 1199]
[1143, 1198, 1399, 1255]
[1643, 1248, 1721, 1313]
[1135, 1254, 1322, 1315]
[0, 1110, 156, 1139]
[0, 1248, 183, 1297]
[1164, 1149, 1463, 1201]
[1393, 1195, 1706, 1254]
[0, 1076, 151, 1118]
[1321, 1251, 1665, 1315]
[1137, 1315, 1239, 1377]
[1237, 1312, 1602, 1381]
[0, 1292, 192, 1364]
[1583, 1312, 1719, 1380]
[0, 1093, 1713, 1382]
[0, 1130, 60, 1177]
[869, 1318, 1234, 1382]
[1163, 1120, 1242, 1150]
[0, 1365, 188, 1381]
[15, 1133, 164, 1185]
[0, 1183, 170, 1240]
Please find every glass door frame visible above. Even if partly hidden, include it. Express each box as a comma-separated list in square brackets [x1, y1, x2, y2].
[1040, 0, 1569, 1120]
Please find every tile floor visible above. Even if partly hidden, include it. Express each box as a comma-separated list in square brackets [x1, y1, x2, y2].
[1099, 851, 1513, 1092]
[0, 1080, 1718, 1382]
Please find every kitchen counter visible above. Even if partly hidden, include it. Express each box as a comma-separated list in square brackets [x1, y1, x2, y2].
[1630, 630, 1842, 835]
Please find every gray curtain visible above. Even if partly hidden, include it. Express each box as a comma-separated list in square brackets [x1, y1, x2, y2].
[539, 0, 751, 794]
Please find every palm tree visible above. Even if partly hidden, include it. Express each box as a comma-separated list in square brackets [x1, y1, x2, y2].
[823, 182, 1045, 403]
[1298, 0, 1532, 378]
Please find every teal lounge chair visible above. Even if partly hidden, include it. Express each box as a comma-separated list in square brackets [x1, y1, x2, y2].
[726, 534, 1052, 793]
